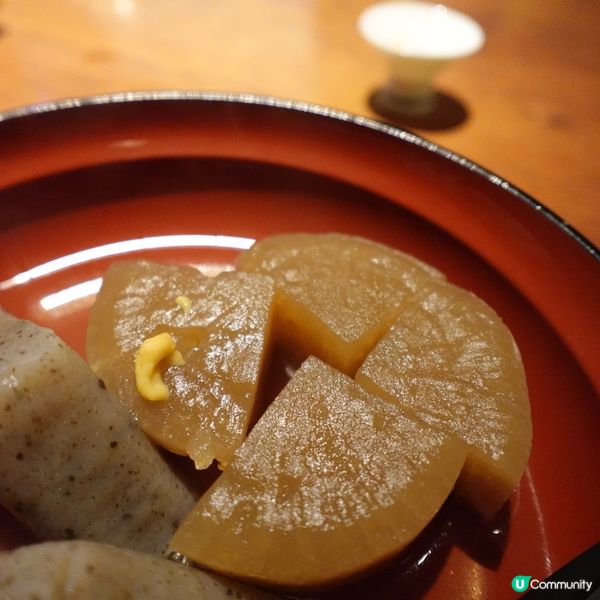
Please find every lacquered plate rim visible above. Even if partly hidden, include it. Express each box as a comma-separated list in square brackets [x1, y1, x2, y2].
[1, 90, 598, 264]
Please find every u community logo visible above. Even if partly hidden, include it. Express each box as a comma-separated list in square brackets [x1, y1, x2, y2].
[511, 574, 594, 594]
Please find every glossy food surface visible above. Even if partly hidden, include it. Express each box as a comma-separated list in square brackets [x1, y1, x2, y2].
[0, 97, 599, 599]
[238, 233, 444, 374]
[171, 356, 466, 590]
[87, 260, 274, 469]
[356, 278, 531, 519]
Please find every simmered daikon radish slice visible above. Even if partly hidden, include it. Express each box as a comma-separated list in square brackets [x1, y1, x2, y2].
[356, 279, 531, 519]
[237, 233, 444, 375]
[171, 357, 465, 591]
[87, 261, 274, 469]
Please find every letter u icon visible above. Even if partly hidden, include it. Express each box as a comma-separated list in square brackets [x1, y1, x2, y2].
[511, 575, 532, 592]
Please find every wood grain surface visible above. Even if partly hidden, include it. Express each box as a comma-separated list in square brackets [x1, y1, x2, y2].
[0, 0, 598, 246]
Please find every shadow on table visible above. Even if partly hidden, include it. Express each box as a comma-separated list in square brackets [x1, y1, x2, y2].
[369, 87, 469, 131]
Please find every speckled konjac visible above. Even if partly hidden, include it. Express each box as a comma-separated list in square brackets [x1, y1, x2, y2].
[0, 540, 279, 599]
[0, 309, 196, 554]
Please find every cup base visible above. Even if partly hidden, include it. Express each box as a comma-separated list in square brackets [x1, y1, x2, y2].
[369, 86, 469, 131]
[378, 85, 436, 116]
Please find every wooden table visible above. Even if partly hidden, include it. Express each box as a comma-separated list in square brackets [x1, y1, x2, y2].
[1, 0, 598, 247]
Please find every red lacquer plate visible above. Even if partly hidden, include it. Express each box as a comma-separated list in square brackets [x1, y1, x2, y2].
[0, 92, 599, 599]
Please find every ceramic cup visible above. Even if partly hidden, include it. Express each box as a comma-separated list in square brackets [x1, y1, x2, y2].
[358, 1, 485, 114]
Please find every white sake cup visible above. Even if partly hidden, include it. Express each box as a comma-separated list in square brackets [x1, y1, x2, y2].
[358, 1, 485, 114]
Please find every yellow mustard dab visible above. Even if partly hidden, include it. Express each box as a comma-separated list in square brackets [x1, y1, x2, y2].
[176, 295, 192, 313]
[135, 332, 185, 401]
